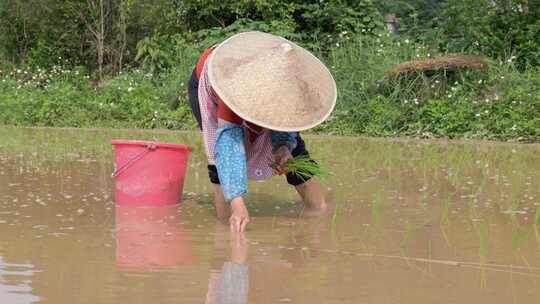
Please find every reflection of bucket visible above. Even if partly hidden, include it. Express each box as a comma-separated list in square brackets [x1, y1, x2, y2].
[111, 140, 191, 206]
[115, 205, 194, 268]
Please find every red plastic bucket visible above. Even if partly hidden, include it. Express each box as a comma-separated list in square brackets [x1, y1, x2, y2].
[111, 140, 192, 206]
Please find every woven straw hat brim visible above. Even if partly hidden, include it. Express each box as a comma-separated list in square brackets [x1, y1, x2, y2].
[207, 31, 337, 132]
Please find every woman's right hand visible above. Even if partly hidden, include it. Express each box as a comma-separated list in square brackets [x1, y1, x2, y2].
[230, 197, 250, 232]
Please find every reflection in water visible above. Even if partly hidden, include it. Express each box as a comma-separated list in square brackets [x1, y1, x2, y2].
[205, 231, 249, 304]
[115, 205, 194, 269]
[205, 216, 328, 304]
[0, 257, 40, 304]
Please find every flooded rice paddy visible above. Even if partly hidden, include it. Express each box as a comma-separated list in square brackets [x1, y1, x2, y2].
[1, 127, 540, 304]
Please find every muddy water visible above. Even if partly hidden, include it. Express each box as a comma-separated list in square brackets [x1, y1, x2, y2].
[1, 127, 540, 304]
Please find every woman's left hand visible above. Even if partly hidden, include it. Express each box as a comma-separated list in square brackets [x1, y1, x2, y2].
[273, 145, 293, 175]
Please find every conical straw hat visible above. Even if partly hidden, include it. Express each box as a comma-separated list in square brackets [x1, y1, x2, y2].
[207, 31, 337, 132]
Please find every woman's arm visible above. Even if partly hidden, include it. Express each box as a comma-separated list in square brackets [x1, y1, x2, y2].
[214, 121, 250, 232]
[215, 123, 247, 202]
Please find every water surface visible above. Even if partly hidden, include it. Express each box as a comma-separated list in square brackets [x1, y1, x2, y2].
[1, 127, 539, 303]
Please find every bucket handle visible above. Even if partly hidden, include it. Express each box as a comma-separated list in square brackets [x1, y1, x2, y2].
[112, 143, 156, 178]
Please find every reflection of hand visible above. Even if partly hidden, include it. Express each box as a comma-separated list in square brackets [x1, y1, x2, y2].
[230, 198, 250, 232]
[230, 232, 249, 264]
[272, 145, 293, 175]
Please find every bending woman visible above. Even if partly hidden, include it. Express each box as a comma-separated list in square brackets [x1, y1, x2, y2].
[187, 32, 337, 232]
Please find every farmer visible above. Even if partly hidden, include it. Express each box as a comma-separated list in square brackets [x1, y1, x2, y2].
[187, 31, 337, 232]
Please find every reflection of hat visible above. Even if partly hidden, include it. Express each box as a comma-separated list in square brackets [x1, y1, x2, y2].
[208, 31, 337, 132]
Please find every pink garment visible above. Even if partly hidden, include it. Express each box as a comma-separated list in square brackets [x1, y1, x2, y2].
[197, 61, 274, 181]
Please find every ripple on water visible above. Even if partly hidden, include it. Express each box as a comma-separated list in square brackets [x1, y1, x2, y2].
[0, 257, 41, 304]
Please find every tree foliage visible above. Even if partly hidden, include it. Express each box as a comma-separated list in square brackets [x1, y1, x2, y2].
[437, 0, 540, 67]
[0, 0, 383, 75]
[1, 0, 539, 77]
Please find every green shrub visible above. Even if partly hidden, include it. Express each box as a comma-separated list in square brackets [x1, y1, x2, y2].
[434, 0, 540, 69]
[1, 33, 539, 143]
[313, 33, 540, 142]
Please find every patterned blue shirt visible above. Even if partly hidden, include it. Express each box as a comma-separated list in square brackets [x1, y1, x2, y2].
[214, 123, 297, 202]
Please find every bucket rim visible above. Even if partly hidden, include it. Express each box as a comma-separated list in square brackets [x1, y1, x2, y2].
[111, 140, 192, 151]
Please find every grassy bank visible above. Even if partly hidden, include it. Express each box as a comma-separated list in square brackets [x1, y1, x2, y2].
[1, 34, 539, 142]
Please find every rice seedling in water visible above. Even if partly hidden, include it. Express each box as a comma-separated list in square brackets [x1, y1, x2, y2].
[474, 220, 490, 259]
[370, 193, 382, 224]
[533, 205, 540, 226]
[400, 221, 417, 248]
[511, 226, 529, 252]
[331, 200, 339, 234]
[440, 195, 453, 226]
[473, 219, 490, 288]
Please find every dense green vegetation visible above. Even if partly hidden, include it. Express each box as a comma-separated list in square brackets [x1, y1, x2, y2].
[1, 0, 539, 142]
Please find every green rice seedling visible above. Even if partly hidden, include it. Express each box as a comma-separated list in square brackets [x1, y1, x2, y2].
[331, 200, 339, 234]
[474, 220, 490, 259]
[370, 193, 382, 224]
[511, 226, 529, 252]
[400, 221, 417, 248]
[273, 155, 329, 182]
[534, 205, 540, 226]
[440, 195, 453, 226]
